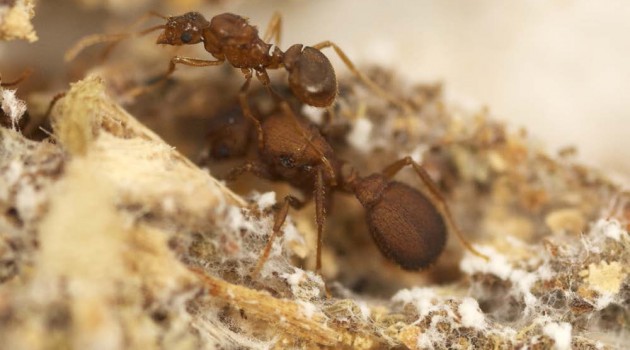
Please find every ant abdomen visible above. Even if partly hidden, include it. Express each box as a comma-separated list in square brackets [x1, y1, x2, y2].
[354, 175, 447, 270]
[283, 45, 337, 107]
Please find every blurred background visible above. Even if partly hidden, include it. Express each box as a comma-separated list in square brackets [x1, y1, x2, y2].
[2, 0, 629, 183]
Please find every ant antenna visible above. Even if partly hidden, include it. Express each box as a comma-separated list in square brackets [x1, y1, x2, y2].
[65, 11, 168, 62]
[138, 24, 167, 36]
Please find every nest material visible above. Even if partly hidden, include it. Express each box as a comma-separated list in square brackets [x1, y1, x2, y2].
[0, 0, 37, 42]
[0, 72, 628, 350]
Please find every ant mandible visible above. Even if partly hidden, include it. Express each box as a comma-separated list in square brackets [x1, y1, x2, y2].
[67, 11, 410, 112]
[209, 98, 488, 277]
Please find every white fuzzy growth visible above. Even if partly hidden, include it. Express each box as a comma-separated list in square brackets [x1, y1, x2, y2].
[248, 191, 304, 247]
[282, 269, 323, 300]
[161, 196, 176, 213]
[392, 287, 437, 318]
[5, 160, 23, 185]
[407, 145, 428, 164]
[1, 88, 27, 130]
[224, 205, 270, 238]
[458, 297, 486, 329]
[542, 322, 572, 350]
[281, 219, 304, 247]
[347, 118, 374, 153]
[593, 218, 625, 241]
[460, 246, 512, 280]
[15, 182, 40, 222]
[594, 292, 616, 311]
[297, 300, 317, 319]
[301, 105, 325, 125]
[460, 246, 545, 314]
[252, 191, 277, 209]
[282, 269, 305, 287]
[356, 301, 371, 321]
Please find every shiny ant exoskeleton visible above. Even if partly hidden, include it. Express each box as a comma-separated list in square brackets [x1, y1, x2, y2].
[209, 98, 488, 276]
[67, 11, 409, 111]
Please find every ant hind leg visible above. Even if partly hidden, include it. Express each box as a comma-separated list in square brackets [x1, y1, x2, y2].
[311, 40, 412, 112]
[382, 156, 490, 261]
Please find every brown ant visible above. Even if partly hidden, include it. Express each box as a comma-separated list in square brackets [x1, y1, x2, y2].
[66, 11, 410, 111]
[211, 98, 488, 277]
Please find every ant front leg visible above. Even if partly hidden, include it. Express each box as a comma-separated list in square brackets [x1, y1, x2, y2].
[251, 195, 306, 277]
[225, 161, 273, 182]
[311, 41, 412, 112]
[382, 156, 490, 261]
[238, 73, 265, 151]
[314, 167, 329, 273]
[126, 56, 224, 98]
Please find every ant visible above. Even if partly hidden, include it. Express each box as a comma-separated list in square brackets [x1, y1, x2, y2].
[66, 11, 410, 114]
[209, 97, 488, 277]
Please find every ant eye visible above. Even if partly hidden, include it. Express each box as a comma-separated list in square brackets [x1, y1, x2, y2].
[215, 144, 230, 158]
[180, 32, 193, 43]
[280, 156, 295, 168]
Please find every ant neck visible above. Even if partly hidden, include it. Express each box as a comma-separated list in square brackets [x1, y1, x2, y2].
[350, 174, 387, 208]
[268, 46, 284, 69]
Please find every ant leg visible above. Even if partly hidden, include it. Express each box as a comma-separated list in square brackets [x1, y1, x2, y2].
[162, 56, 225, 81]
[125, 56, 224, 98]
[238, 74, 265, 151]
[314, 167, 328, 273]
[225, 161, 273, 182]
[0, 69, 33, 87]
[251, 195, 306, 277]
[254, 69, 282, 104]
[382, 156, 490, 261]
[23, 92, 66, 137]
[262, 12, 282, 46]
[311, 40, 412, 112]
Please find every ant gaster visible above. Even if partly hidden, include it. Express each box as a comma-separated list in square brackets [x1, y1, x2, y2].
[216, 100, 488, 276]
[67, 11, 409, 110]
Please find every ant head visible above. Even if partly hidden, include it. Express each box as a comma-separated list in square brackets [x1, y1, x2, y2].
[156, 12, 209, 46]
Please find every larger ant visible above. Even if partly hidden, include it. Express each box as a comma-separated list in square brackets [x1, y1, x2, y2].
[209, 96, 488, 277]
[67, 11, 410, 113]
